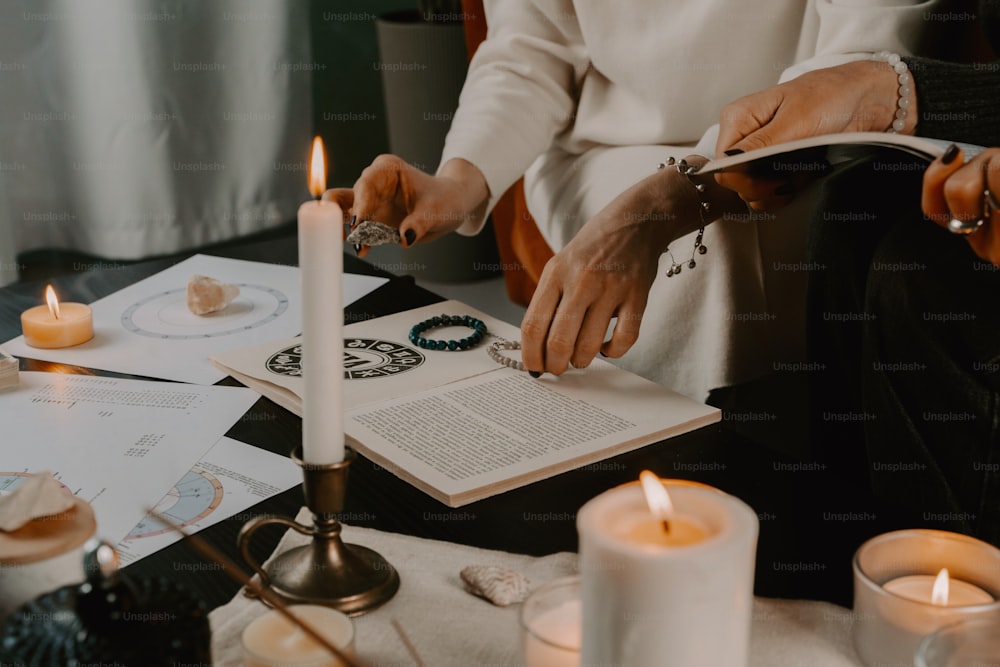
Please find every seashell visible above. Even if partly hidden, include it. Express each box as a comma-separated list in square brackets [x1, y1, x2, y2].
[346, 220, 401, 247]
[186, 274, 240, 315]
[460, 565, 529, 607]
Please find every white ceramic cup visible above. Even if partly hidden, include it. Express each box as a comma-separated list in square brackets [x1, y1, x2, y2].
[0, 496, 96, 623]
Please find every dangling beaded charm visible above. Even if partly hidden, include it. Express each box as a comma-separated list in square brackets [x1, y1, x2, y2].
[658, 157, 710, 278]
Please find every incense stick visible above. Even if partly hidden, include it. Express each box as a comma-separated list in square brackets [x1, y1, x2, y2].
[391, 618, 427, 667]
[147, 509, 366, 667]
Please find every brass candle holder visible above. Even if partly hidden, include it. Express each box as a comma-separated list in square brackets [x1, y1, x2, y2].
[238, 446, 399, 616]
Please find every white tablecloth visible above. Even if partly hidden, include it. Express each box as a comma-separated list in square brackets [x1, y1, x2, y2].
[209, 508, 863, 666]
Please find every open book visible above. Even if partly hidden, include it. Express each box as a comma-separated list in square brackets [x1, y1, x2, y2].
[696, 131, 980, 175]
[212, 301, 720, 506]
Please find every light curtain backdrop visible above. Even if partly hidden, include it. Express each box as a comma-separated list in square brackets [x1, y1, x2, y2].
[0, 0, 312, 282]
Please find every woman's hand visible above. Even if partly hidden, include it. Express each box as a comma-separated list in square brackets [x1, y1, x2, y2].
[323, 155, 489, 256]
[714, 60, 910, 210]
[520, 157, 746, 376]
[923, 146, 1000, 267]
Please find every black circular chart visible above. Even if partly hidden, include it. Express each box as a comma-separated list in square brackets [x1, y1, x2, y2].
[266, 339, 426, 380]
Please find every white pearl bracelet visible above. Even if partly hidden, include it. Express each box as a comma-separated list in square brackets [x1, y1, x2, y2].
[872, 51, 913, 134]
[488, 340, 526, 371]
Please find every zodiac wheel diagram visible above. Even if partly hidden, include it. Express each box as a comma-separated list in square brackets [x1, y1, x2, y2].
[120, 284, 289, 340]
[125, 467, 224, 540]
[265, 339, 425, 380]
[0, 472, 71, 495]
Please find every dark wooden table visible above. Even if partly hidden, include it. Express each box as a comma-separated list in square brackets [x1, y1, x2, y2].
[0, 234, 929, 610]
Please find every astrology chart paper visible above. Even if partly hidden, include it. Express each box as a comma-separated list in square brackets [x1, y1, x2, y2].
[0, 372, 258, 544]
[115, 436, 301, 566]
[2, 254, 388, 385]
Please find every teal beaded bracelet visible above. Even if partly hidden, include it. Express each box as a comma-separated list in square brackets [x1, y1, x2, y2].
[408, 314, 488, 351]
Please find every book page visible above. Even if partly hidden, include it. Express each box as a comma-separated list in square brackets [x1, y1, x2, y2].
[345, 365, 719, 506]
[211, 300, 523, 414]
[696, 131, 958, 175]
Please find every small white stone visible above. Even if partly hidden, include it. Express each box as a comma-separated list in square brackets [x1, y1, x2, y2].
[186, 275, 240, 315]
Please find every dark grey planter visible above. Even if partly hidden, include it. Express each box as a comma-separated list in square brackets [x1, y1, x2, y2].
[372, 9, 500, 283]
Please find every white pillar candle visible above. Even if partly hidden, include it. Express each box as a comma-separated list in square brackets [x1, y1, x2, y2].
[241, 605, 355, 667]
[577, 475, 759, 667]
[297, 136, 344, 464]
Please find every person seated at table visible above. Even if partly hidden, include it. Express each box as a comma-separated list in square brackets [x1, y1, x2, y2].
[711, 0, 1000, 545]
[326, 0, 939, 401]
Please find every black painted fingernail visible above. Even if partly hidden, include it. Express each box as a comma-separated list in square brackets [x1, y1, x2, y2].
[599, 351, 607, 358]
[774, 184, 795, 196]
[349, 215, 357, 229]
[404, 229, 416, 246]
[724, 149, 745, 156]
[942, 144, 960, 165]
[353, 244, 362, 255]
[529, 371, 542, 378]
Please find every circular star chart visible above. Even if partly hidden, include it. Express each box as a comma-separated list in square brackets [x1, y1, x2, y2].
[266, 338, 425, 380]
[120, 284, 289, 340]
[125, 468, 224, 539]
[0, 472, 71, 495]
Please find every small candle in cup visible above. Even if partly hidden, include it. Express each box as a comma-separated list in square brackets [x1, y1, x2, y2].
[521, 576, 581, 667]
[883, 568, 994, 607]
[242, 605, 355, 667]
[20, 285, 94, 348]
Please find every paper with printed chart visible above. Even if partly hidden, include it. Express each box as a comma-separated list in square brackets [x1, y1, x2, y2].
[1, 254, 388, 384]
[0, 372, 258, 544]
[212, 301, 721, 507]
[115, 436, 301, 566]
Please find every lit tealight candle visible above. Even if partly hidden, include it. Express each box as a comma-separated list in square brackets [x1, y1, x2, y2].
[298, 136, 345, 465]
[852, 529, 1000, 667]
[20, 285, 94, 348]
[242, 605, 355, 667]
[883, 568, 994, 607]
[577, 472, 758, 667]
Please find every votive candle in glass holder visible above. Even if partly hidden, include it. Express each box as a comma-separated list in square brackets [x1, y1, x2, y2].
[520, 576, 581, 667]
[915, 617, 1000, 667]
[242, 605, 356, 667]
[852, 529, 1000, 667]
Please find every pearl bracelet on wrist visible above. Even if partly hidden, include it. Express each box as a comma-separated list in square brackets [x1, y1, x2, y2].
[872, 51, 913, 134]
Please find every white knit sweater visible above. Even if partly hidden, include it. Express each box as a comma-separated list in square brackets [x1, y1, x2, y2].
[440, 0, 942, 399]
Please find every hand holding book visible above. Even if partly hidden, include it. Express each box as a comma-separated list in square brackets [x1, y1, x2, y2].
[713, 57, 917, 210]
[923, 145, 1000, 267]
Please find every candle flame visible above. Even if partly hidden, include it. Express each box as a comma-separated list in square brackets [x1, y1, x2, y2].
[931, 568, 950, 606]
[639, 471, 674, 530]
[45, 285, 61, 320]
[308, 136, 327, 199]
